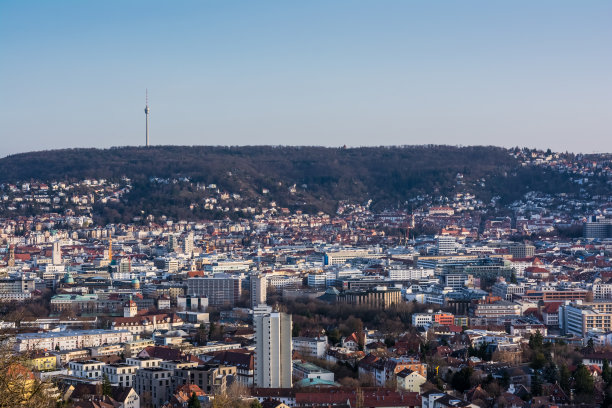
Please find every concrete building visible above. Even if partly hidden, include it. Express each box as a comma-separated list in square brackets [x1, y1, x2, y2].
[491, 282, 525, 300]
[292, 336, 328, 358]
[560, 300, 612, 336]
[473, 301, 521, 319]
[133, 367, 173, 408]
[177, 295, 208, 311]
[101, 363, 139, 387]
[436, 236, 456, 255]
[250, 274, 267, 308]
[584, 217, 612, 239]
[508, 243, 535, 259]
[52, 241, 62, 265]
[69, 360, 106, 381]
[173, 363, 237, 394]
[412, 313, 434, 328]
[254, 310, 292, 388]
[292, 360, 334, 382]
[337, 287, 402, 309]
[15, 329, 133, 352]
[186, 275, 242, 307]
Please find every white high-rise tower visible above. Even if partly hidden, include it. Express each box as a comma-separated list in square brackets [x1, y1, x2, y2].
[144, 89, 150, 147]
[250, 274, 267, 308]
[52, 241, 62, 265]
[254, 310, 292, 388]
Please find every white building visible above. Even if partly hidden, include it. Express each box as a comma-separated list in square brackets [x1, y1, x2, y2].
[436, 236, 456, 255]
[292, 360, 334, 382]
[593, 284, 612, 300]
[69, 360, 106, 381]
[412, 313, 434, 328]
[254, 310, 292, 388]
[250, 274, 267, 308]
[292, 336, 328, 358]
[388, 268, 434, 281]
[15, 329, 133, 352]
[52, 241, 62, 265]
[102, 363, 139, 387]
[125, 357, 162, 369]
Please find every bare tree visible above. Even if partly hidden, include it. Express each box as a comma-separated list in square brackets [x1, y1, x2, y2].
[0, 334, 56, 408]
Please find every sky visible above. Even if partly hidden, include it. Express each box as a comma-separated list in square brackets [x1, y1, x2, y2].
[1, 1, 611, 157]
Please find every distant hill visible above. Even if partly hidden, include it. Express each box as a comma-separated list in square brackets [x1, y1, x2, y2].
[0, 145, 594, 221]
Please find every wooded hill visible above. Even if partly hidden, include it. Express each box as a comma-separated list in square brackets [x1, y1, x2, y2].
[0, 145, 596, 220]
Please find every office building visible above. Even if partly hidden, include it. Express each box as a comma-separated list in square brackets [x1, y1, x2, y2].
[436, 236, 456, 255]
[186, 275, 242, 307]
[337, 287, 402, 309]
[584, 216, 612, 239]
[560, 300, 612, 336]
[508, 243, 535, 259]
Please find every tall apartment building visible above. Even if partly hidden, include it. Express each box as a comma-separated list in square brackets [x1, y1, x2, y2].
[508, 243, 535, 259]
[186, 275, 242, 307]
[254, 310, 292, 388]
[182, 232, 194, 255]
[133, 367, 173, 408]
[250, 274, 267, 308]
[52, 241, 62, 265]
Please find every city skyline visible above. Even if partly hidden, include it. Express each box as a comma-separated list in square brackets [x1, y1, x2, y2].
[1, 1, 611, 157]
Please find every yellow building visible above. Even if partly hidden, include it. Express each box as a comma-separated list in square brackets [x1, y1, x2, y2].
[29, 352, 57, 372]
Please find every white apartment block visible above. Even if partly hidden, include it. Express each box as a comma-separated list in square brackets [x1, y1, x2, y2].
[102, 363, 139, 387]
[250, 274, 267, 308]
[126, 357, 162, 369]
[69, 360, 106, 380]
[15, 329, 133, 352]
[292, 336, 328, 358]
[254, 311, 292, 388]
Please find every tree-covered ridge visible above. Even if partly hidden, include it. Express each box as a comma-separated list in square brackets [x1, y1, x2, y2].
[0, 145, 607, 220]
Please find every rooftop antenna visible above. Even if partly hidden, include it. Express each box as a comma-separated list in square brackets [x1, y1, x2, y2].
[144, 89, 150, 147]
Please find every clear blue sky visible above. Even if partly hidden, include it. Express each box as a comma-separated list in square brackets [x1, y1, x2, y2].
[1, 1, 610, 157]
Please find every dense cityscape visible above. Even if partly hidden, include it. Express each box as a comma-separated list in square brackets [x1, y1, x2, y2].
[0, 148, 611, 408]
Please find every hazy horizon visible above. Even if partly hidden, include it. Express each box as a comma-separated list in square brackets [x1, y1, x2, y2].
[1, 1, 610, 157]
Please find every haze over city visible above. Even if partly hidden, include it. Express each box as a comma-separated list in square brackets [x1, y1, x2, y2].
[1, 0, 611, 157]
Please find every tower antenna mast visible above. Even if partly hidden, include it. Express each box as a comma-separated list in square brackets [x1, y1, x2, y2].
[144, 89, 150, 147]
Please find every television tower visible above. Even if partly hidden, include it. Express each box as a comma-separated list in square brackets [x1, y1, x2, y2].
[144, 89, 150, 147]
